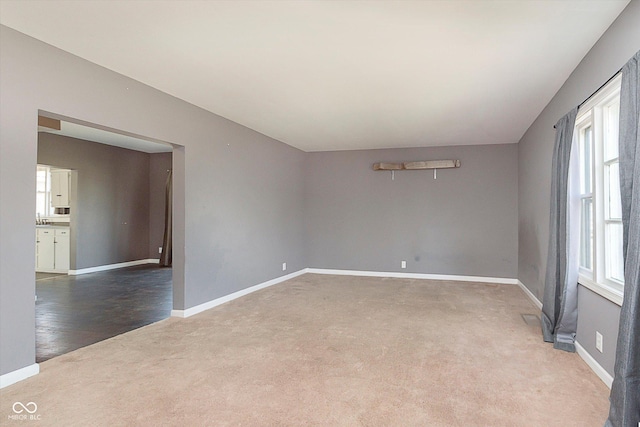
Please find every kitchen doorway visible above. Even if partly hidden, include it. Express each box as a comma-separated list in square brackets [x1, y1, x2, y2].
[35, 114, 182, 362]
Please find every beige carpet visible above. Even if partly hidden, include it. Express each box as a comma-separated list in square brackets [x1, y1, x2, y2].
[1, 274, 609, 426]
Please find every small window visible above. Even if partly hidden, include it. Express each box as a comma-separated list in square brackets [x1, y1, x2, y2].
[575, 74, 624, 305]
[36, 165, 51, 217]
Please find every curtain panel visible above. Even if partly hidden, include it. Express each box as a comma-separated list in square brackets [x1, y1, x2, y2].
[160, 169, 173, 268]
[606, 50, 640, 427]
[541, 107, 579, 352]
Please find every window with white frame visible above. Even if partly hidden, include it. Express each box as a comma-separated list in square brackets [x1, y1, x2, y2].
[36, 165, 51, 217]
[575, 74, 624, 305]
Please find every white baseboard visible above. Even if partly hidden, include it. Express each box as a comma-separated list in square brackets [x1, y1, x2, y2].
[306, 268, 518, 285]
[575, 341, 613, 389]
[68, 259, 159, 275]
[0, 364, 39, 389]
[171, 269, 308, 318]
[517, 280, 543, 309]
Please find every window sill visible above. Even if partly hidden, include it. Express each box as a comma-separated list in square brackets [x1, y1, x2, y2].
[578, 276, 623, 306]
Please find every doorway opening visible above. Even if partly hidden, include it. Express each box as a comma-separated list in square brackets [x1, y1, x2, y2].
[35, 113, 183, 362]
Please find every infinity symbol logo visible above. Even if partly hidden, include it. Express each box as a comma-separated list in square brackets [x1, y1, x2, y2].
[12, 402, 38, 414]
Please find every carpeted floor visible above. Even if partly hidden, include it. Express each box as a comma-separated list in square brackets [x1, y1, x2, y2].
[1, 274, 609, 426]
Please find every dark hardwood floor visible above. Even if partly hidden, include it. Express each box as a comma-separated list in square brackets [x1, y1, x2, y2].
[35, 264, 172, 363]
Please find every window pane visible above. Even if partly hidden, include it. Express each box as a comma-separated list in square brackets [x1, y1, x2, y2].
[606, 222, 624, 283]
[580, 198, 593, 270]
[604, 101, 620, 161]
[607, 162, 622, 220]
[36, 166, 50, 216]
[580, 126, 592, 195]
[36, 193, 47, 216]
[36, 169, 47, 192]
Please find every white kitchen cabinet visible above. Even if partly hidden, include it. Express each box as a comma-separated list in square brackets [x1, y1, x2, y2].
[54, 228, 70, 271]
[36, 227, 69, 273]
[50, 170, 70, 207]
[36, 229, 55, 271]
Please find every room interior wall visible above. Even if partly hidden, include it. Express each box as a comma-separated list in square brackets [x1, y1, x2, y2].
[149, 152, 172, 260]
[2, 1, 637, 383]
[38, 133, 152, 270]
[305, 144, 518, 278]
[517, 0, 640, 375]
[0, 25, 307, 376]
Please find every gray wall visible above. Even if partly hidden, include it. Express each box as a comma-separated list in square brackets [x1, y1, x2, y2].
[305, 144, 518, 278]
[38, 133, 159, 269]
[149, 152, 172, 259]
[3, 2, 637, 381]
[576, 286, 621, 374]
[0, 25, 306, 376]
[517, 0, 640, 374]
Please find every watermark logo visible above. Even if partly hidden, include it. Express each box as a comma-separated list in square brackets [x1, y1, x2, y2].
[8, 402, 40, 421]
[12, 402, 37, 414]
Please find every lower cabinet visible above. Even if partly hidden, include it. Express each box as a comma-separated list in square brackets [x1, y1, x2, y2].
[36, 228, 69, 273]
[36, 229, 55, 270]
[54, 229, 70, 271]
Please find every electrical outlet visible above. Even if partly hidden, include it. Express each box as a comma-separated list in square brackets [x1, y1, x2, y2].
[159, 247, 162, 254]
[401, 260, 406, 269]
[596, 331, 603, 353]
[282, 262, 287, 271]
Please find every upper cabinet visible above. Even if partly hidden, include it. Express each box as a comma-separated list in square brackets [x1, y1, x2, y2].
[50, 170, 70, 207]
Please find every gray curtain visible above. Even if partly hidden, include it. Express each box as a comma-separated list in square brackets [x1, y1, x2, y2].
[541, 107, 579, 352]
[606, 50, 640, 427]
[159, 169, 172, 267]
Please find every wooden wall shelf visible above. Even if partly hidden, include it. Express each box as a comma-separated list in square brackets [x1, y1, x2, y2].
[373, 159, 461, 171]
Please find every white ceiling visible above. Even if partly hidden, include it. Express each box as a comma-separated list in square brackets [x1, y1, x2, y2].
[0, 0, 630, 152]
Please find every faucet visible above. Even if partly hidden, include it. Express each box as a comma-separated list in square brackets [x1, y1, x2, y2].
[36, 213, 41, 225]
